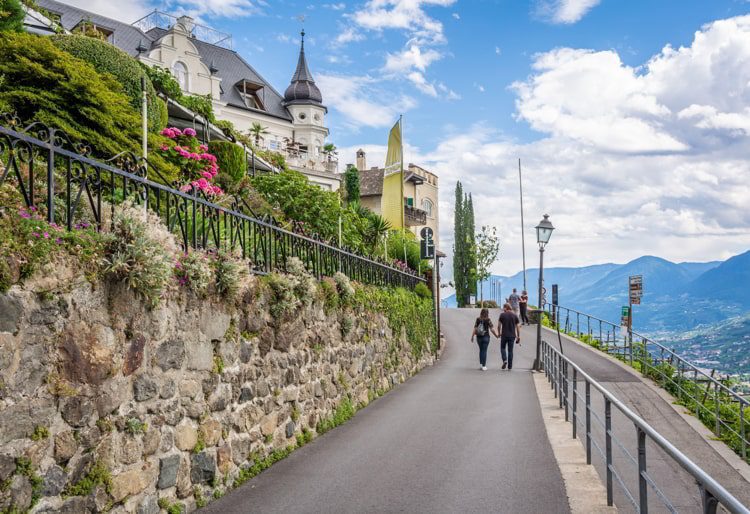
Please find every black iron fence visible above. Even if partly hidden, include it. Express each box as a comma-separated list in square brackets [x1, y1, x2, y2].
[0, 118, 425, 289]
[542, 339, 749, 513]
[543, 303, 749, 463]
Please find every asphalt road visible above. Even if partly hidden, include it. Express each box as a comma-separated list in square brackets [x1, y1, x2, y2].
[202, 308, 570, 514]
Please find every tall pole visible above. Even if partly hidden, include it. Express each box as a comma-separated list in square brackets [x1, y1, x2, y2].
[141, 76, 148, 159]
[534, 246, 545, 371]
[519, 158, 527, 291]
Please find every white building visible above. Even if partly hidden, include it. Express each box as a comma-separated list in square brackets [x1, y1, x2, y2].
[35, 1, 341, 190]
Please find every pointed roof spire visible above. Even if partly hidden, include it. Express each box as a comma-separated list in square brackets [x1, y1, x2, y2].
[284, 29, 323, 105]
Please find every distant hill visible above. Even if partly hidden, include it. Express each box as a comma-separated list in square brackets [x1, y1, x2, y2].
[687, 251, 750, 308]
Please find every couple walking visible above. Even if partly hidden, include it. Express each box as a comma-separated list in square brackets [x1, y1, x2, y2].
[470, 304, 521, 371]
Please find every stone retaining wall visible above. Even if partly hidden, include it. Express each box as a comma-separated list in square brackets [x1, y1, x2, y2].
[0, 262, 437, 513]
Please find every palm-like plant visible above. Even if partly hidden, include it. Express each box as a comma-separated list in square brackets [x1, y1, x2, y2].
[365, 212, 391, 253]
[249, 122, 269, 147]
[322, 143, 338, 162]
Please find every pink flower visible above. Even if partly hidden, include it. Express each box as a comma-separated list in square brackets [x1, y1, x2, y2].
[197, 178, 209, 188]
[201, 171, 213, 179]
[199, 144, 208, 151]
[183, 127, 197, 137]
[43, 232, 50, 239]
[160, 145, 169, 151]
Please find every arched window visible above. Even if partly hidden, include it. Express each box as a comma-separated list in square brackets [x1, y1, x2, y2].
[422, 198, 433, 217]
[172, 61, 189, 91]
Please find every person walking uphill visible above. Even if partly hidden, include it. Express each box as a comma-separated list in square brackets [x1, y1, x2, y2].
[498, 303, 521, 370]
[519, 290, 530, 325]
[471, 308, 497, 371]
[508, 289, 521, 317]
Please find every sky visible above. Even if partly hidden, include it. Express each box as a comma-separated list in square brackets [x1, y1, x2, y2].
[63, 0, 750, 279]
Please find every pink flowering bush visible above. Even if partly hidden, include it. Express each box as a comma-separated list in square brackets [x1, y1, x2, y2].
[157, 127, 223, 197]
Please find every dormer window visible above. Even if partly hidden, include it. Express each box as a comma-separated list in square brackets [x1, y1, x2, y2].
[172, 61, 189, 91]
[73, 20, 114, 41]
[236, 80, 265, 111]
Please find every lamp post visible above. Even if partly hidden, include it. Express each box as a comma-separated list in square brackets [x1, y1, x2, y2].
[533, 214, 554, 371]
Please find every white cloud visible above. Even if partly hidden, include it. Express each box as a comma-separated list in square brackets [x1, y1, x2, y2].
[333, 26, 366, 46]
[408, 71, 437, 97]
[475, 83, 485, 92]
[347, 0, 457, 45]
[165, 0, 263, 19]
[452, 12, 460, 20]
[316, 74, 417, 129]
[58, 0, 153, 20]
[338, 15, 750, 277]
[384, 44, 443, 72]
[536, 0, 601, 24]
[495, 46, 502, 55]
[323, 2, 346, 10]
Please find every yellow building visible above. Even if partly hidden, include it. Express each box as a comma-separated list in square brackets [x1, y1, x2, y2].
[355, 150, 439, 248]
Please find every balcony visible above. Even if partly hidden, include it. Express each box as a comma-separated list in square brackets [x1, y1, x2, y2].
[405, 205, 427, 226]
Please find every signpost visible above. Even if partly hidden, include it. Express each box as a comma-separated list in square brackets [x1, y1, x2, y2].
[420, 227, 438, 349]
[552, 284, 558, 325]
[627, 275, 643, 342]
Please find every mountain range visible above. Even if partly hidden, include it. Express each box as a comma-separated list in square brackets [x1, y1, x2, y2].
[443, 250, 750, 372]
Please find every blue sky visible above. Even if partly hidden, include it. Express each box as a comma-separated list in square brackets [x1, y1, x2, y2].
[72, 0, 750, 277]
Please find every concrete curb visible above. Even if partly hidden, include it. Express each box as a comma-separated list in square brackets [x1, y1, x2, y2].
[540, 325, 750, 484]
[532, 370, 617, 513]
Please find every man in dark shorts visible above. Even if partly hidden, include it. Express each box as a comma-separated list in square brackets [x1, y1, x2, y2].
[498, 303, 521, 370]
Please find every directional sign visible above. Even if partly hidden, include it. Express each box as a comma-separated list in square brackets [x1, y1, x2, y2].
[552, 284, 558, 306]
[420, 239, 435, 260]
[621, 306, 630, 317]
[420, 226, 434, 241]
[629, 275, 643, 304]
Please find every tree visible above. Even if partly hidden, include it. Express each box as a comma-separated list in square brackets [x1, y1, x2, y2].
[475, 225, 500, 305]
[465, 193, 477, 300]
[249, 122, 268, 147]
[322, 142, 337, 162]
[453, 182, 467, 307]
[0, 0, 24, 33]
[344, 165, 360, 203]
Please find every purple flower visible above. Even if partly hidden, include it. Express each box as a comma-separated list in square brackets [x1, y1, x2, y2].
[183, 127, 197, 137]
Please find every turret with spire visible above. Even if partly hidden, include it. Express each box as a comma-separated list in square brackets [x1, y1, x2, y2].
[284, 30, 323, 106]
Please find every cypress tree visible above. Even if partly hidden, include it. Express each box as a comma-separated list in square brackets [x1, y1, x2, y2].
[466, 193, 477, 299]
[453, 182, 466, 307]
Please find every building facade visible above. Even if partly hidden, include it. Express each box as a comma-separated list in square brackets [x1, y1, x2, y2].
[355, 150, 440, 249]
[35, 1, 341, 190]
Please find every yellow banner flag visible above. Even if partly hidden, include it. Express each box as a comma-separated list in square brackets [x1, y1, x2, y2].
[382, 118, 404, 231]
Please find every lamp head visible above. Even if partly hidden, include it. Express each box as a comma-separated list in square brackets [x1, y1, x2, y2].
[536, 214, 554, 248]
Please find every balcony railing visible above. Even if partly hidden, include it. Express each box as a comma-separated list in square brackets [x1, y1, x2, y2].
[405, 205, 427, 226]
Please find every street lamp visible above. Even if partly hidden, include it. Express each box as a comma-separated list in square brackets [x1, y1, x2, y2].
[533, 214, 554, 371]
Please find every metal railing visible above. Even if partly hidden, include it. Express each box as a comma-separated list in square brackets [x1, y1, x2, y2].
[404, 205, 427, 226]
[0, 119, 425, 289]
[543, 304, 749, 462]
[542, 339, 750, 513]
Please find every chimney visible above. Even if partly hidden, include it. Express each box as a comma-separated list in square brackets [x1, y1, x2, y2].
[356, 149, 366, 171]
[176, 16, 195, 34]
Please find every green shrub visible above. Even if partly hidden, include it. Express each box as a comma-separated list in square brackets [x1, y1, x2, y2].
[179, 93, 216, 124]
[49, 35, 166, 132]
[0, 33, 177, 181]
[63, 461, 111, 497]
[212, 252, 244, 300]
[174, 250, 212, 297]
[142, 64, 182, 99]
[209, 141, 246, 191]
[414, 282, 432, 299]
[0, 0, 24, 33]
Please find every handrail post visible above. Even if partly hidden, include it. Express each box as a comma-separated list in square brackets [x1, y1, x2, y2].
[638, 426, 648, 514]
[585, 380, 592, 465]
[605, 398, 613, 506]
[700, 484, 719, 514]
[572, 368, 577, 439]
[714, 383, 720, 437]
[741, 402, 747, 460]
[47, 130, 55, 224]
[564, 360, 569, 421]
[559, 354, 564, 409]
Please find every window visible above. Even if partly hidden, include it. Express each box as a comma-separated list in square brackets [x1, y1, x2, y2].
[269, 139, 281, 151]
[235, 80, 265, 111]
[172, 61, 188, 91]
[422, 198, 433, 217]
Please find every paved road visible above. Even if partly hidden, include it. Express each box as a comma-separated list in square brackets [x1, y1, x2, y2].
[542, 326, 750, 513]
[203, 309, 570, 514]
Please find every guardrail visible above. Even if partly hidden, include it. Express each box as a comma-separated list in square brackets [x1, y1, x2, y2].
[542, 339, 750, 514]
[543, 303, 749, 463]
[0, 119, 425, 289]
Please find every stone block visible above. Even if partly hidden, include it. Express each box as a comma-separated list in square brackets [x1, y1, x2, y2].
[208, 385, 231, 412]
[187, 341, 213, 371]
[238, 386, 254, 403]
[0, 293, 22, 333]
[239, 340, 253, 363]
[42, 465, 66, 497]
[160, 379, 176, 399]
[143, 427, 160, 456]
[199, 419, 221, 447]
[10, 475, 32, 512]
[54, 431, 77, 464]
[230, 435, 251, 465]
[0, 454, 15, 481]
[200, 310, 231, 341]
[122, 333, 146, 376]
[190, 451, 216, 484]
[133, 374, 158, 402]
[174, 423, 198, 451]
[137, 495, 160, 514]
[285, 422, 295, 439]
[118, 436, 142, 465]
[179, 379, 201, 399]
[217, 445, 232, 475]
[259, 412, 278, 436]
[61, 396, 96, 428]
[155, 339, 185, 371]
[158, 454, 180, 489]
[0, 399, 55, 444]
[110, 462, 156, 502]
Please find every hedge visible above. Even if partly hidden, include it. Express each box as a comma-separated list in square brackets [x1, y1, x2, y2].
[49, 35, 167, 132]
[0, 32, 177, 181]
